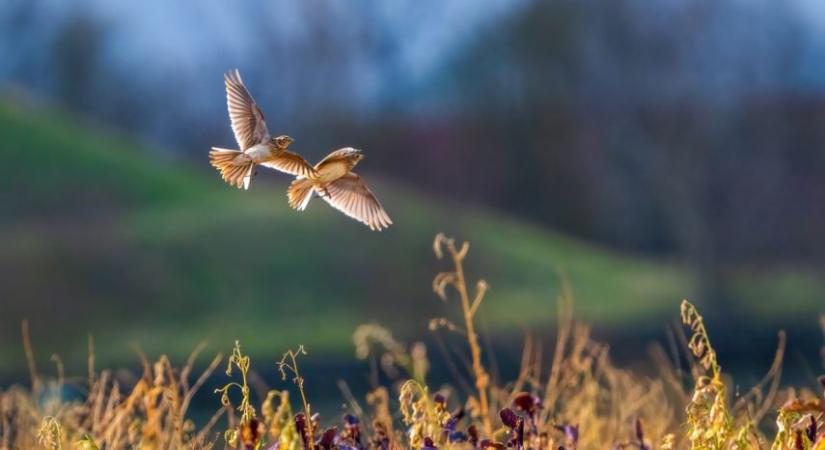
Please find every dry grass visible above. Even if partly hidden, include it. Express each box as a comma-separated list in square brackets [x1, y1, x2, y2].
[1, 234, 824, 450]
[2, 331, 224, 449]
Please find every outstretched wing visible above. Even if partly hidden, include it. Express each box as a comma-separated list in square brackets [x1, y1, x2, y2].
[318, 173, 392, 231]
[259, 150, 317, 178]
[225, 69, 270, 150]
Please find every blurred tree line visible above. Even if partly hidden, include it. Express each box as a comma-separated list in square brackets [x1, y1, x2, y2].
[347, 0, 825, 306]
[2, 0, 824, 306]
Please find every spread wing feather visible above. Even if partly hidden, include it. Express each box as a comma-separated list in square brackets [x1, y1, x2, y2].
[259, 150, 317, 178]
[318, 173, 392, 231]
[225, 69, 270, 150]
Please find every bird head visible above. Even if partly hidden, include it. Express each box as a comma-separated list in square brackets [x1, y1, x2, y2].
[272, 135, 294, 149]
[350, 149, 365, 166]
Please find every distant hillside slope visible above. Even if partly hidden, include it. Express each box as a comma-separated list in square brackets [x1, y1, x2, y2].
[0, 100, 818, 372]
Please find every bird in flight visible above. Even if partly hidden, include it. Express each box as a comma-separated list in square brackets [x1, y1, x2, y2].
[209, 69, 316, 189]
[287, 147, 392, 231]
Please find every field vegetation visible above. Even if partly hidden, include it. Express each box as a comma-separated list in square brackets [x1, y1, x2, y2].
[1, 233, 823, 449]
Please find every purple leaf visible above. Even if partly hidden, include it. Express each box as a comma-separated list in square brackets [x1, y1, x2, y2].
[499, 408, 519, 428]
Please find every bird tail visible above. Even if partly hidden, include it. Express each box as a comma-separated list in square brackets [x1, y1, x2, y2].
[209, 148, 253, 190]
[287, 178, 315, 210]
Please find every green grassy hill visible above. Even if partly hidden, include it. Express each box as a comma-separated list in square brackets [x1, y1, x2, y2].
[0, 100, 820, 372]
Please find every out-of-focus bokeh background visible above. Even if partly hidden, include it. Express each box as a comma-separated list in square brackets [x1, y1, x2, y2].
[1, 0, 824, 387]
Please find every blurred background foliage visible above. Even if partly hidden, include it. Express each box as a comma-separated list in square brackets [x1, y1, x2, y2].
[1, 0, 824, 380]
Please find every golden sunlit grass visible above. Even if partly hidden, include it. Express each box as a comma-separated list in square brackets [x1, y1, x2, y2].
[1, 234, 824, 450]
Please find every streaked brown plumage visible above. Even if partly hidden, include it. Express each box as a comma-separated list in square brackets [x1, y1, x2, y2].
[288, 147, 392, 231]
[209, 69, 315, 189]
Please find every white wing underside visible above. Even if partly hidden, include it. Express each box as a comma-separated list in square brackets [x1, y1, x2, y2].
[316, 173, 392, 231]
[225, 69, 270, 150]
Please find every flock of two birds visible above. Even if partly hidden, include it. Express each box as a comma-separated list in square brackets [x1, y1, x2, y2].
[209, 69, 392, 231]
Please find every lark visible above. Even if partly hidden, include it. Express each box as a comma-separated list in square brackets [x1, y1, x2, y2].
[209, 69, 315, 189]
[287, 147, 392, 231]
